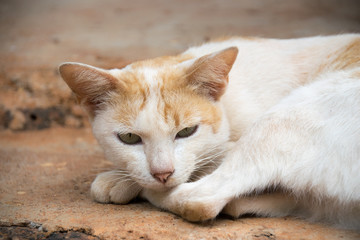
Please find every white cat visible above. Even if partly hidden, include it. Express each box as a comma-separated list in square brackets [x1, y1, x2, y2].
[59, 34, 360, 230]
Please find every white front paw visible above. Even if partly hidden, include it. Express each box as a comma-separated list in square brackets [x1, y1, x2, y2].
[143, 182, 227, 222]
[175, 185, 228, 222]
[91, 170, 142, 204]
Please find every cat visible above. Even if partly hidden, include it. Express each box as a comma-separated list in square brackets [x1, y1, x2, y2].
[59, 34, 360, 230]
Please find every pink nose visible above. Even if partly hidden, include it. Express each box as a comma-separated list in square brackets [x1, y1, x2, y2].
[152, 171, 174, 184]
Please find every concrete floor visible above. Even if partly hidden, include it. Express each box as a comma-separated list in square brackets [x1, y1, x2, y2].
[1, 128, 360, 239]
[0, 0, 360, 239]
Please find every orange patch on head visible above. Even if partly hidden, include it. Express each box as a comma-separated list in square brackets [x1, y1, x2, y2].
[108, 51, 225, 133]
[153, 65, 223, 133]
[109, 92, 144, 126]
[159, 85, 222, 133]
[109, 70, 150, 126]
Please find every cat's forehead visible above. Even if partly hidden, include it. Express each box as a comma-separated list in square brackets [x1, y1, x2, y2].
[118, 54, 194, 86]
[111, 65, 190, 123]
[111, 62, 188, 97]
[131, 66, 166, 88]
[109, 62, 221, 133]
[129, 54, 193, 69]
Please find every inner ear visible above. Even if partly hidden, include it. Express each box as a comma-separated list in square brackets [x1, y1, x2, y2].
[59, 62, 119, 118]
[186, 47, 238, 101]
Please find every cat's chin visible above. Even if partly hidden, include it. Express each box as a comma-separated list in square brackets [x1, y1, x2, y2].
[144, 186, 172, 193]
[138, 181, 180, 192]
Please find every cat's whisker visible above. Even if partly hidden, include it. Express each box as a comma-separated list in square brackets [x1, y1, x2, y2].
[195, 149, 226, 167]
[109, 176, 132, 180]
[126, 181, 142, 190]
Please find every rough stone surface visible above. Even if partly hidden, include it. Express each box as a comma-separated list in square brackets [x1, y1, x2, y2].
[1, 0, 360, 239]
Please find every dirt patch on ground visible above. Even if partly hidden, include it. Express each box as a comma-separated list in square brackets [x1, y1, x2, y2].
[0, 223, 100, 240]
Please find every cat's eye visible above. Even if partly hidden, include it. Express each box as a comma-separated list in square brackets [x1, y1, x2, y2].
[117, 133, 142, 145]
[176, 126, 198, 139]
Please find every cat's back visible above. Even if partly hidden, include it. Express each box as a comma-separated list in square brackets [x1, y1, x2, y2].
[184, 34, 359, 59]
[184, 34, 360, 78]
[184, 35, 360, 99]
[184, 34, 360, 140]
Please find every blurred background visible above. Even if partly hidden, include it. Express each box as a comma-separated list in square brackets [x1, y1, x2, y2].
[1, 0, 360, 131]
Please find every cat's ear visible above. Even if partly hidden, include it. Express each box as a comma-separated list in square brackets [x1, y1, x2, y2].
[59, 62, 118, 118]
[186, 47, 238, 101]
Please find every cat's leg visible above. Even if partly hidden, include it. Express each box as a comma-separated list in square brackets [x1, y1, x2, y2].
[143, 124, 303, 222]
[223, 192, 299, 218]
[91, 170, 142, 204]
[143, 112, 304, 221]
[142, 123, 283, 221]
[142, 139, 278, 222]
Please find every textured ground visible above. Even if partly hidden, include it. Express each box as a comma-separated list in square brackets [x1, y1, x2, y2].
[1, 0, 360, 239]
[1, 128, 360, 240]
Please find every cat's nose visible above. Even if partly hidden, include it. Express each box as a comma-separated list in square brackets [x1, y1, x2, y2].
[152, 170, 174, 184]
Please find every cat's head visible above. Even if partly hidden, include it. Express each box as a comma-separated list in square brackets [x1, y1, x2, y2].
[59, 47, 238, 191]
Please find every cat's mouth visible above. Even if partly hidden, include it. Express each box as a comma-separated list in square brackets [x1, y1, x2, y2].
[135, 174, 186, 192]
[140, 181, 178, 192]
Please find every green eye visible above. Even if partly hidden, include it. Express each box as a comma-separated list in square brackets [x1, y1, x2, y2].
[117, 133, 142, 145]
[176, 126, 198, 139]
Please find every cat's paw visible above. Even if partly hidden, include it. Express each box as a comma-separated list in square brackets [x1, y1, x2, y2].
[91, 170, 141, 204]
[177, 199, 222, 222]
[143, 183, 226, 222]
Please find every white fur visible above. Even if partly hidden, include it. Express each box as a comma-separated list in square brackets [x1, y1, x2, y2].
[87, 34, 360, 229]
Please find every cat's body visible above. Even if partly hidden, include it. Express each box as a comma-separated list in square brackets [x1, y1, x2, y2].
[60, 34, 360, 230]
